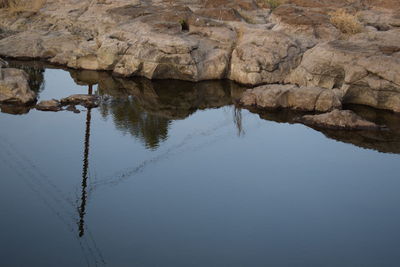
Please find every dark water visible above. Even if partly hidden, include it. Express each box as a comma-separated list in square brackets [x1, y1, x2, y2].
[1, 63, 400, 267]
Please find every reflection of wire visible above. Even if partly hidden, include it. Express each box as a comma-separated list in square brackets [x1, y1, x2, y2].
[0, 142, 91, 266]
[89, 107, 251, 191]
[0, 135, 105, 266]
[0, 138, 76, 220]
[1, 134, 76, 208]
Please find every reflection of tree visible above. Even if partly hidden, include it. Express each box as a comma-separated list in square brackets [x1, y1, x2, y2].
[233, 106, 245, 137]
[101, 98, 170, 149]
[86, 72, 245, 149]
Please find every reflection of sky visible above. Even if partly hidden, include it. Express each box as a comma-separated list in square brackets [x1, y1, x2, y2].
[38, 69, 98, 100]
[1, 68, 400, 266]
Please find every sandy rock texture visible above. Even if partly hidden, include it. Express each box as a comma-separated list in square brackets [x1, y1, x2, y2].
[0, 0, 399, 112]
[240, 84, 342, 112]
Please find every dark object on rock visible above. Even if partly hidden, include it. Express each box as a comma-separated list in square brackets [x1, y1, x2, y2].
[60, 94, 99, 108]
[299, 109, 382, 130]
[0, 68, 36, 105]
[66, 105, 81, 113]
[36, 99, 62, 111]
[0, 58, 8, 68]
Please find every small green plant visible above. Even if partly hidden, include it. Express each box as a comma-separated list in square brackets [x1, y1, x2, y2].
[265, 0, 282, 10]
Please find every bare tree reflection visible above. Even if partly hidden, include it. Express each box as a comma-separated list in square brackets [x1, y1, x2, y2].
[233, 106, 245, 137]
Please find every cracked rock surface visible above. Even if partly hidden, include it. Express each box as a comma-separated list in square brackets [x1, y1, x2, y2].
[0, 0, 399, 112]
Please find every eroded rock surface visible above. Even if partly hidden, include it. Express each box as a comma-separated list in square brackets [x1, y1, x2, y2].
[241, 84, 342, 112]
[0, 0, 399, 112]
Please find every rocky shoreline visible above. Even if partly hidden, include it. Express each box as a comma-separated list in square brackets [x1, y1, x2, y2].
[1, 0, 399, 129]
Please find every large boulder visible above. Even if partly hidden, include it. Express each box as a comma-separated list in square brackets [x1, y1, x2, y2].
[228, 25, 313, 85]
[0, 68, 36, 104]
[240, 84, 342, 112]
[287, 29, 400, 112]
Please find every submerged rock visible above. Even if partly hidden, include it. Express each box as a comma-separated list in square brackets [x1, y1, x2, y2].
[299, 109, 381, 130]
[60, 94, 99, 108]
[0, 68, 36, 105]
[36, 99, 62, 111]
[240, 84, 342, 112]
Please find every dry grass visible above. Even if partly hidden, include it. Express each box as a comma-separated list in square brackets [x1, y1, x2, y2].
[329, 9, 363, 34]
[0, 0, 46, 13]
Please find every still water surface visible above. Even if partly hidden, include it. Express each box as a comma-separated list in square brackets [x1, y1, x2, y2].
[1, 63, 400, 266]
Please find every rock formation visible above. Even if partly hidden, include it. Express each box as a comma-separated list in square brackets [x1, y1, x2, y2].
[240, 84, 342, 112]
[0, 0, 399, 117]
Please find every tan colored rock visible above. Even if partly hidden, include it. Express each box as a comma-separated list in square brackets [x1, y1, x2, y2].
[229, 25, 311, 85]
[358, 9, 400, 31]
[288, 29, 400, 112]
[0, 68, 36, 105]
[300, 109, 381, 130]
[240, 84, 342, 112]
[270, 4, 340, 41]
[0, 0, 398, 92]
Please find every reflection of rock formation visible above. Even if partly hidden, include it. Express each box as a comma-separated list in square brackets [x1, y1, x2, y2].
[248, 105, 400, 154]
[69, 68, 400, 154]
[69, 69, 245, 149]
[320, 105, 400, 154]
[0, 60, 45, 114]
[8, 60, 45, 93]
[0, 103, 31, 115]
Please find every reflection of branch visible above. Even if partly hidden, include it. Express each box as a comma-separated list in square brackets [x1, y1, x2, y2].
[0, 138, 105, 266]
